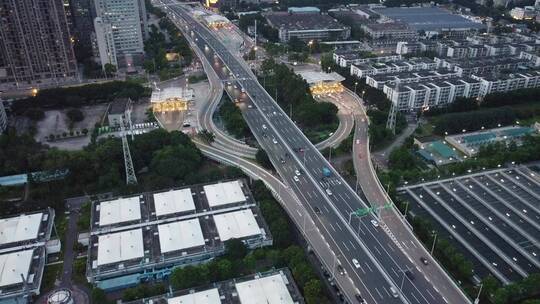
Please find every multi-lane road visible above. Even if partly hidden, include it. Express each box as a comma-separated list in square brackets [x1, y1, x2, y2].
[157, 1, 471, 303]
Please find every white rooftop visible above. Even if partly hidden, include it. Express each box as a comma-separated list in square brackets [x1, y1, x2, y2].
[0, 249, 34, 288]
[158, 219, 205, 254]
[204, 14, 230, 24]
[97, 229, 144, 266]
[0, 213, 43, 245]
[203, 181, 246, 208]
[296, 71, 345, 85]
[213, 209, 260, 242]
[154, 189, 196, 217]
[98, 197, 141, 226]
[235, 274, 294, 304]
[167, 288, 221, 304]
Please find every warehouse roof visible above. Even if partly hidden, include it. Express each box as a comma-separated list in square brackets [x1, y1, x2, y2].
[158, 219, 205, 254]
[97, 229, 144, 266]
[235, 273, 294, 304]
[167, 288, 221, 304]
[153, 189, 196, 217]
[214, 209, 260, 242]
[98, 197, 141, 226]
[0, 213, 43, 246]
[204, 181, 246, 208]
[0, 249, 33, 288]
[373, 7, 484, 31]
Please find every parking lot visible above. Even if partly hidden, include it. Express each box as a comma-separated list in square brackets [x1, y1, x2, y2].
[397, 164, 540, 284]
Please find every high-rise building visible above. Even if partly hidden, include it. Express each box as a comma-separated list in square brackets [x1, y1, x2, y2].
[68, 0, 97, 51]
[0, 0, 78, 87]
[0, 99, 7, 133]
[93, 0, 147, 68]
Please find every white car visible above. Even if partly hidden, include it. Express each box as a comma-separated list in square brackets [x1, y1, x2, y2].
[325, 188, 333, 196]
[262, 124, 267, 130]
[370, 219, 379, 228]
[272, 138, 278, 144]
[293, 176, 300, 182]
[352, 258, 361, 269]
[295, 170, 301, 176]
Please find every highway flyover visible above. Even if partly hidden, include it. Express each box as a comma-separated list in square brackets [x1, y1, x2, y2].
[157, 1, 471, 303]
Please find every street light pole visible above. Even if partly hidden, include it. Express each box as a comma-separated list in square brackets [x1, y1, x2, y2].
[403, 201, 409, 219]
[474, 284, 483, 304]
[354, 81, 358, 95]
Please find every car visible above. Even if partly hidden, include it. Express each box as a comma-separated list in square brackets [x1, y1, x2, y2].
[355, 294, 366, 303]
[262, 124, 267, 130]
[325, 188, 333, 196]
[272, 138, 278, 144]
[293, 176, 300, 182]
[420, 257, 429, 265]
[352, 258, 361, 269]
[389, 286, 399, 298]
[313, 206, 321, 214]
[337, 265, 345, 275]
[247, 104, 253, 109]
[405, 270, 415, 280]
[370, 219, 379, 227]
[280, 158, 285, 164]
[295, 170, 301, 176]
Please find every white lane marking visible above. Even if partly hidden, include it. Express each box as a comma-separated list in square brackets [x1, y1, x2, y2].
[342, 241, 350, 251]
[349, 240, 357, 250]
[329, 223, 336, 232]
[364, 262, 373, 272]
[374, 287, 383, 299]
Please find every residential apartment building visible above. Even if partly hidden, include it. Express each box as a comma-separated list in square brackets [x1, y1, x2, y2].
[333, 51, 401, 67]
[68, 0, 96, 50]
[350, 58, 437, 78]
[361, 22, 418, 40]
[0, 0, 78, 86]
[473, 71, 540, 97]
[435, 56, 531, 76]
[93, 0, 147, 68]
[383, 78, 481, 112]
[365, 70, 460, 89]
[520, 51, 540, 66]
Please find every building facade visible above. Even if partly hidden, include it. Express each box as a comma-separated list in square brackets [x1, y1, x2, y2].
[0, 99, 7, 133]
[265, 12, 350, 42]
[0, 0, 78, 86]
[93, 0, 146, 68]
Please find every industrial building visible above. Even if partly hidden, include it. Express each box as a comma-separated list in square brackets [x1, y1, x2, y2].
[372, 7, 485, 37]
[414, 137, 462, 165]
[397, 165, 540, 284]
[445, 125, 538, 157]
[265, 11, 350, 42]
[0, 209, 57, 304]
[86, 180, 273, 290]
[0, 0, 78, 86]
[361, 22, 418, 40]
[124, 268, 304, 304]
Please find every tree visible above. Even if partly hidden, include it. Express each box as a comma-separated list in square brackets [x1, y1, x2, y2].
[170, 265, 208, 290]
[66, 108, 84, 123]
[256, 149, 272, 169]
[91, 288, 109, 304]
[304, 279, 324, 304]
[216, 259, 234, 280]
[225, 238, 248, 260]
[104, 63, 117, 76]
[24, 108, 44, 121]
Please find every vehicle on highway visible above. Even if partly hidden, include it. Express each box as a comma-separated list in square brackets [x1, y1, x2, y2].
[322, 167, 332, 177]
[248, 104, 253, 108]
[420, 257, 429, 265]
[337, 265, 345, 275]
[325, 188, 333, 196]
[356, 139, 360, 144]
[293, 176, 300, 182]
[355, 294, 366, 303]
[352, 258, 361, 269]
[262, 124, 267, 130]
[280, 158, 285, 164]
[370, 219, 379, 227]
[295, 170, 301, 176]
[405, 270, 415, 280]
[313, 206, 321, 214]
[389, 286, 399, 298]
[272, 138, 278, 144]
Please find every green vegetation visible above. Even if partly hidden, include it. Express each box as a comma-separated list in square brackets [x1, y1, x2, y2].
[12, 81, 149, 114]
[259, 59, 338, 132]
[91, 287, 111, 304]
[122, 283, 167, 302]
[256, 149, 273, 170]
[77, 202, 91, 231]
[67, 108, 84, 123]
[198, 130, 215, 143]
[167, 181, 330, 304]
[73, 257, 88, 285]
[479, 274, 540, 304]
[40, 264, 62, 293]
[143, 11, 193, 81]
[218, 97, 252, 139]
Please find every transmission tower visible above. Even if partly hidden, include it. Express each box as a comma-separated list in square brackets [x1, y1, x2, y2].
[121, 100, 137, 185]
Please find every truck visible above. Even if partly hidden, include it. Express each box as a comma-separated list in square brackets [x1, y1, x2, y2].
[322, 167, 332, 178]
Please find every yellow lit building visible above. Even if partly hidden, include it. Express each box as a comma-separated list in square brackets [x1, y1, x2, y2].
[296, 70, 345, 96]
[151, 87, 194, 113]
